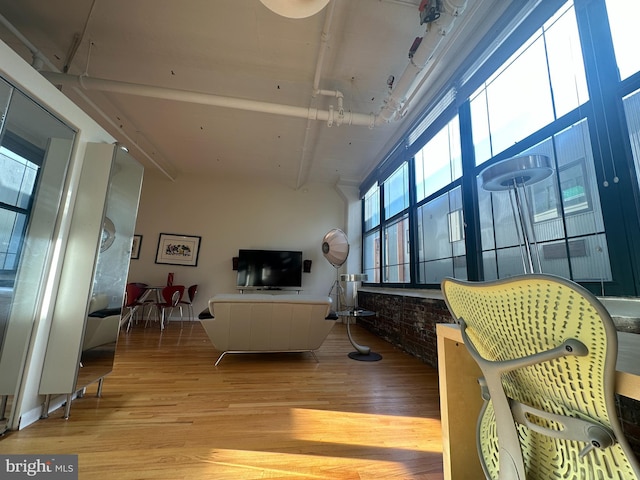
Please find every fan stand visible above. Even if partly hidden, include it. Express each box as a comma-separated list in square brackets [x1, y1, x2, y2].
[321, 228, 382, 362]
[328, 267, 346, 311]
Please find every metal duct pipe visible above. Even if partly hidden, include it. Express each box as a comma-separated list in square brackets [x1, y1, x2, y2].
[41, 71, 377, 128]
[0, 13, 176, 181]
[376, 0, 468, 125]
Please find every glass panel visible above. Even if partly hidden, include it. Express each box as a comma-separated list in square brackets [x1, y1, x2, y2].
[363, 230, 381, 283]
[545, 2, 588, 117]
[383, 163, 409, 219]
[605, 0, 640, 80]
[472, 2, 587, 166]
[470, 88, 491, 165]
[416, 187, 466, 284]
[414, 116, 462, 202]
[363, 184, 380, 230]
[473, 36, 553, 163]
[383, 215, 409, 283]
[0, 80, 76, 432]
[623, 88, 640, 221]
[478, 118, 611, 281]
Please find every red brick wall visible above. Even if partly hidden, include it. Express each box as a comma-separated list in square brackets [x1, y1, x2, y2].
[357, 291, 453, 369]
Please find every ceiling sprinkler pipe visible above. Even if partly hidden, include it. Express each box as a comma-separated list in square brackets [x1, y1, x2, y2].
[376, 0, 467, 125]
[42, 71, 378, 128]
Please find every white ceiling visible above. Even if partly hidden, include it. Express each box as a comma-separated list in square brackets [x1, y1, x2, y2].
[0, 0, 513, 189]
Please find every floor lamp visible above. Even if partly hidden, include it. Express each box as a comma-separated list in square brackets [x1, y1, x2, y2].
[480, 154, 553, 274]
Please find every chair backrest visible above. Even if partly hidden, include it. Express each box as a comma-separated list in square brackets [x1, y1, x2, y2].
[162, 285, 184, 306]
[125, 283, 145, 307]
[441, 273, 640, 479]
[188, 284, 198, 303]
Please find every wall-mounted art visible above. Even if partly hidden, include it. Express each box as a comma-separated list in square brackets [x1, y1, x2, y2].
[155, 233, 201, 267]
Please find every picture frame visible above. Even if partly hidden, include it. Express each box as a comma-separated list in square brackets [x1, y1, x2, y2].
[155, 233, 201, 267]
[131, 234, 142, 259]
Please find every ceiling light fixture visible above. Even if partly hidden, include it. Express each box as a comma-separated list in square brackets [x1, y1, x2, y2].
[259, 0, 330, 19]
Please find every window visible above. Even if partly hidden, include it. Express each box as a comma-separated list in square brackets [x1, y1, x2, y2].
[361, 0, 640, 296]
[384, 163, 409, 218]
[383, 215, 410, 283]
[623, 89, 640, 221]
[0, 144, 41, 285]
[415, 116, 462, 201]
[605, 0, 640, 80]
[478, 120, 611, 281]
[416, 187, 466, 283]
[362, 184, 381, 283]
[363, 229, 381, 283]
[363, 184, 380, 231]
[471, 2, 588, 165]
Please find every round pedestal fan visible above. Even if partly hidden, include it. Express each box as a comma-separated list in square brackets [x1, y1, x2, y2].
[321, 228, 381, 361]
[322, 228, 349, 310]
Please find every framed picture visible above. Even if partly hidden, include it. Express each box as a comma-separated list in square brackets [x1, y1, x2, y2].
[155, 233, 201, 267]
[131, 234, 143, 259]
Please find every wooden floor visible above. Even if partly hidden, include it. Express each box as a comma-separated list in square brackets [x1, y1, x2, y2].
[0, 321, 444, 479]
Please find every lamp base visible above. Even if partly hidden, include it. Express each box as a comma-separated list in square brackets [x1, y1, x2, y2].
[348, 351, 382, 362]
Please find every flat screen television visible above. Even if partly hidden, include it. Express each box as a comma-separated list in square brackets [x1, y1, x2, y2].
[236, 249, 303, 289]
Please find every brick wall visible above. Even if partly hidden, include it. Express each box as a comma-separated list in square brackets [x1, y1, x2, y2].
[357, 289, 640, 460]
[357, 290, 452, 369]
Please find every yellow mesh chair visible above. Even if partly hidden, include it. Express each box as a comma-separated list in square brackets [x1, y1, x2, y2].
[441, 274, 640, 480]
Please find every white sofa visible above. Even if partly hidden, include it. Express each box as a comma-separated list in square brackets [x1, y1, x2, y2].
[83, 294, 121, 351]
[201, 294, 335, 365]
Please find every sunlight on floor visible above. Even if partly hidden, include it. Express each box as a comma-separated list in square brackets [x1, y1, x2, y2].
[290, 407, 443, 452]
[197, 448, 417, 479]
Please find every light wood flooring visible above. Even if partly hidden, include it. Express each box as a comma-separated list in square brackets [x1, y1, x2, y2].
[0, 321, 444, 479]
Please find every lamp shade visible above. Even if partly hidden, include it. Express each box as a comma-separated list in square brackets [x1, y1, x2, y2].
[259, 0, 330, 18]
[322, 228, 349, 267]
[480, 154, 553, 192]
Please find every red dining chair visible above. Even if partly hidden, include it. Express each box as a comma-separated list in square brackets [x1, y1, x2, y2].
[123, 282, 147, 331]
[179, 284, 198, 323]
[147, 285, 185, 330]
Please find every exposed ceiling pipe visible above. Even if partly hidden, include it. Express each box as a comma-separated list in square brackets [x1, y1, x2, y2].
[0, 13, 176, 181]
[296, 0, 339, 190]
[41, 71, 377, 128]
[375, 0, 468, 125]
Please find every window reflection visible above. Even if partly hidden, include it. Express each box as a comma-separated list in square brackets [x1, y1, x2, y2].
[383, 215, 409, 283]
[416, 187, 466, 283]
[479, 120, 611, 281]
[0, 146, 38, 281]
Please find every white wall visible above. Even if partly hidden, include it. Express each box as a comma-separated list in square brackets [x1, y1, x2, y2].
[127, 172, 350, 317]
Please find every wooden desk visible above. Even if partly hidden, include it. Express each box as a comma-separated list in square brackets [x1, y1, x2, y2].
[436, 323, 640, 480]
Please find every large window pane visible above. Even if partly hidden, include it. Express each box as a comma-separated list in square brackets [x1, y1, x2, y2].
[384, 163, 409, 219]
[416, 187, 466, 284]
[472, 2, 587, 165]
[545, 3, 588, 116]
[363, 230, 380, 283]
[415, 116, 462, 201]
[623, 88, 640, 223]
[0, 145, 40, 279]
[479, 119, 611, 281]
[383, 215, 409, 283]
[363, 184, 380, 231]
[605, 0, 640, 80]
